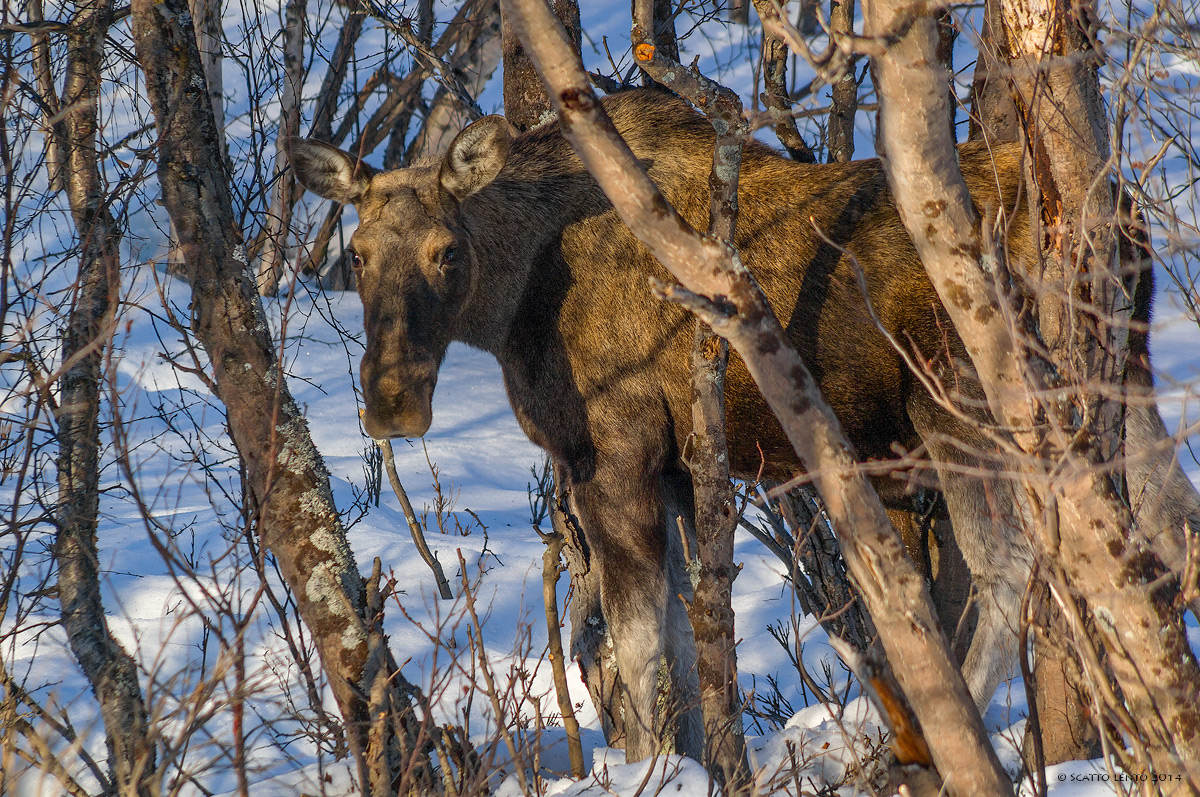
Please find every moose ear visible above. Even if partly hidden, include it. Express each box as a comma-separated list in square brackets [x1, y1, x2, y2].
[289, 138, 375, 205]
[439, 116, 514, 200]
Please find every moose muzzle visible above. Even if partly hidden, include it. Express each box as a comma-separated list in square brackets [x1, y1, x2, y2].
[360, 364, 437, 439]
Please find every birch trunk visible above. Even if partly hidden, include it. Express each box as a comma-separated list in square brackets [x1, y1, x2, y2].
[968, 0, 1019, 142]
[129, 1, 442, 790]
[54, 0, 156, 791]
[865, 0, 1200, 785]
[28, 0, 62, 193]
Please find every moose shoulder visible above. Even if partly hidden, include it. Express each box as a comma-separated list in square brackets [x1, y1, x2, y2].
[289, 88, 1177, 762]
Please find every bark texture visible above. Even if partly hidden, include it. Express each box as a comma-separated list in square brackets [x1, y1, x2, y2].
[501, 0, 1012, 791]
[826, 0, 858, 162]
[501, 0, 581, 131]
[258, 0, 306, 295]
[129, 1, 438, 791]
[865, 0, 1200, 785]
[686, 324, 751, 792]
[630, 4, 751, 784]
[54, 1, 156, 792]
[968, 0, 1019, 142]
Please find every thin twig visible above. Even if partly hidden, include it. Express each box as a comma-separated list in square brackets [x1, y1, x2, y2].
[376, 436, 454, 600]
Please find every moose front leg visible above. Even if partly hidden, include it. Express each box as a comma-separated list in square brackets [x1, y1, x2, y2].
[568, 463, 690, 762]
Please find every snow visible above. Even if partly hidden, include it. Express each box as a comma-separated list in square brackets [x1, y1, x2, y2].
[9, 260, 1194, 796]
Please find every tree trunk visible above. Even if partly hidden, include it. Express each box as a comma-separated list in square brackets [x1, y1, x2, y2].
[28, 0, 62, 193]
[968, 1, 1104, 767]
[751, 0, 816, 162]
[257, 0, 305, 296]
[500, 1, 1014, 791]
[1004, 0, 1199, 768]
[501, 0, 581, 131]
[826, 0, 858, 162]
[53, 0, 156, 792]
[1023, 587, 1101, 767]
[968, 0, 1019, 141]
[687, 324, 751, 792]
[168, 0, 224, 278]
[866, 0, 1200, 784]
[129, 1, 442, 791]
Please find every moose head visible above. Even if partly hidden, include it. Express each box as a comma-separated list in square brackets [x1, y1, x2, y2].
[290, 118, 515, 439]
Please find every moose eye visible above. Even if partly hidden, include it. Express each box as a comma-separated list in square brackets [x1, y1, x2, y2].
[347, 249, 363, 272]
[438, 246, 457, 269]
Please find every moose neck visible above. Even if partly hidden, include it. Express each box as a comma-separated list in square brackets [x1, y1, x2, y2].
[450, 144, 586, 353]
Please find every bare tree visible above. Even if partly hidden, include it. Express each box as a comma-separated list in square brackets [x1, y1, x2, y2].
[749, 0, 816, 162]
[865, 0, 1200, 784]
[825, 0, 858, 162]
[52, 0, 156, 792]
[128, 0, 452, 790]
[257, 0, 306, 295]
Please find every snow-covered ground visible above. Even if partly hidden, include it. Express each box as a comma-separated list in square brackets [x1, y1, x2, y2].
[8, 261, 1194, 795]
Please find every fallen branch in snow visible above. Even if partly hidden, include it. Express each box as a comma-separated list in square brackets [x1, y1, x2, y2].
[376, 435, 454, 600]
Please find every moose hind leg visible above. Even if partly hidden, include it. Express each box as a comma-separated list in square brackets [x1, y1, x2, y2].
[662, 465, 703, 760]
[910, 398, 1033, 714]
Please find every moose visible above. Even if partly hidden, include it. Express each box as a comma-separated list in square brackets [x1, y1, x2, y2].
[291, 88, 1199, 762]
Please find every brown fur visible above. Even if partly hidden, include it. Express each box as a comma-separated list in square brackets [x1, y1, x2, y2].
[290, 88, 1170, 761]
